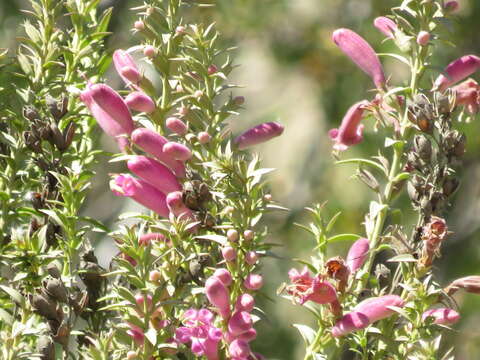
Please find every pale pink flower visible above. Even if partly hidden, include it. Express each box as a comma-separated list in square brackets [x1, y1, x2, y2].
[234, 122, 284, 150]
[373, 17, 397, 39]
[329, 101, 369, 151]
[113, 49, 141, 85]
[433, 55, 480, 92]
[163, 142, 193, 161]
[452, 78, 480, 114]
[346, 237, 370, 272]
[354, 295, 405, 323]
[422, 308, 460, 325]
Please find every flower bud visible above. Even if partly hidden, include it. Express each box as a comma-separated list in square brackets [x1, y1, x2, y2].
[213, 268, 232, 286]
[222, 246, 237, 262]
[332, 311, 370, 337]
[235, 294, 255, 312]
[194, 90, 204, 99]
[175, 25, 186, 35]
[354, 295, 405, 323]
[417, 31, 430, 46]
[134, 20, 145, 30]
[228, 311, 253, 336]
[332, 28, 386, 88]
[208, 65, 218, 75]
[131, 128, 186, 177]
[227, 229, 239, 242]
[433, 55, 480, 92]
[143, 45, 155, 58]
[245, 251, 258, 265]
[229, 339, 251, 358]
[235, 122, 284, 150]
[243, 230, 254, 241]
[110, 174, 169, 217]
[329, 101, 368, 151]
[244, 274, 263, 290]
[125, 92, 156, 113]
[126, 323, 144, 346]
[373, 17, 397, 39]
[139, 233, 166, 246]
[149, 270, 162, 283]
[444, 1, 459, 12]
[127, 156, 181, 194]
[346, 237, 369, 273]
[166, 191, 193, 219]
[198, 131, 211, 144]
[163, 142, 192, 161]
[113, 50, 141, 85]
[205, 276, 230, 318]
[422, 308, 460, 325]
[127, 351, 137, 360]
[166, 117, 188, 135]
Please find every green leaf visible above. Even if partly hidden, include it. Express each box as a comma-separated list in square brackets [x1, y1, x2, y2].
[387, 254, 417, 263]
[292, 324, 316, 345]
[335, 158, 387, 176]
[327, 233, 361, 243]
[0, 285, 24, 306]
[194, 234, 227, 245]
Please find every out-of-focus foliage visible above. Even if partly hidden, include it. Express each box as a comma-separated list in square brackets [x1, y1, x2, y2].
[2, 0, 480, 358]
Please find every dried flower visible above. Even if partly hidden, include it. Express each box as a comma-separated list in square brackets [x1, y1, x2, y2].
[373, 17, 397, 39]
[433, 55, 480, 92]
[328, 101, 369, 151]
[234, 122, 284, 150]
[420, 216, 448, 267]
[287, 267, 337, 305]
[332, 28, 386, 88]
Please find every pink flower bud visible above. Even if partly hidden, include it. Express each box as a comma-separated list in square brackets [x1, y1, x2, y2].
[354, 295, 405, 323]
[332, 311, 370, 337]
[126, 323, 145, 346]
[110, 174, 169, 217]
[80, 84, 134, 149]
[235, 294, 255, 312]
[135, 293, 153, 313]
[198, 131, 211, 144]
[228, 311, 253, 336]
[134, 20, 145, 30]
[332, 28, 386, 88]
[229, 339, 251, 358]
[143, 45, 156, 58]
[163, 142, 192, 161]
[166, 117, 188, 135]
[222, 246, 237, 262]
[113, 49, 141, 85]
[234, 96, 245, 105]
[178, 105, 189, 116]
[417, 31, 430, 46]
[125, 92, 156, 113]
[243, 274, 263, 291]
[373, 17, 397, 39]
[227, 229, 239, 242]
[127, 156, 181, 194]
[139, 233, 166, 246]
[328, 101, 368, 151]
[166, 191, 194, 219]
[234, 122, 284, 150]
[433, 55, 480, 92]
[176, 25, 186, 35]
[205, 276, 230, 318]
[208, 65, 218, 75]
[127, 351, 137, 360]
[346, 237, 370, 272]
[149, 270, 162, 282]
[444, 1, 459, 12]
[422, 308, 460, 325]
[213, 268, 232, 286]
[131, 128, 186, 177]
[243, 230, 254, 241]
[245, 251, 258, 265]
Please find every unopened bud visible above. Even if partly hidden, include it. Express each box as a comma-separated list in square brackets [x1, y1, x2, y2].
[194, 90, 203, 99]
[127, 351, 137, 360]
[244, 273, 263, 290]
[149, 270, 162, 283]
[134, 21, 145, 30]
[227, 229, 239, 242]
[143, 45, 155, 58]
[175, 25, 186, 35]
[416, 31, 430, 46]
[245, 251, 258, 265]
[208, 65, 218, 75]
[222, 246, 236, 262]
[198, 131, 211, 144]
[243, 230, 254, 241]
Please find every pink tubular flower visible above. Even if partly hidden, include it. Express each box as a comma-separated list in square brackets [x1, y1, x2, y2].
[127, 156, 181, 194]
[229, 339, 251, 358]
[110, 174, 169, 217]
[354, 295, 405, 323]
[125, 92, 156, 113]
[228, 311, 253, 336]
[244, 274, 263, 291]
[444, 1, 459, 12]
[453, 78, 480, 114]
[163, 142, 193, 161]
[287, 268, 337, 305]
[422, 308, 460, 325]
[235, 294, 255, 312]
[234, 122, 284, 150]
[166, 117, 188, 135]
[113, 49, 141, 85]
[346, 237, 370, 272]
[126, 323, 145, 346]
[166, 191, 194, 220]
[328, 100, 369, 151]
[131, 128, 186, 177]
[80, 83, 134, 150]
[205, 276, 230, 318]
[373, 17, 397, 39]
[139, 232, 166, 246]
[175, 309, 222, 360]
[332, 28, 386, 88]
[433, 55, 480, 92]
[213, 268, 232, 287]
[445, 275, 480, 295]
[332, 311, 370, 337]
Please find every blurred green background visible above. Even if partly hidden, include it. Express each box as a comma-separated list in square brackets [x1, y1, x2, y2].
[2, 0, 480, 358]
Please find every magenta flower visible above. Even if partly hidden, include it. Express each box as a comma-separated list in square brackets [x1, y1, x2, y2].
[332, 311, 369, 338]
[125, 92, 156, 113]
[166, 191, 194, 220]
[422, 308, 460, 325]
[453, 78, 480, 114]
[444, 1, 459, 12]
[346, 237, 370, 273]
[110, 174, 169, 217]
[234, 122, 284, 150]
[328, 100, 369, 151]
[354, 295, 405, 323]
[228, 311, 253, 336]
[205, 276, 230, 318]
[332, 28, 386, 88]
[127, 155, 181, 194]
[433, 55, 480, 92]
[80, 84, 134, 150]
[166, 117, 188, 135]
[175, 309, 222, 360]
[126, 323, 145, 346]
[287, 267, 337, 305]
[373, 17, 397, 39]
[113, 49, 141, 85]
[131, 128, 186, 177]
[163, 142, 193, 161]
[229, 339, 251, 359]
[213, 268, 233, 287]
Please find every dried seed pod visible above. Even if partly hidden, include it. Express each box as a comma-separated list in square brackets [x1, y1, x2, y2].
[30, 292, 59, 321]
[443, 177, 460, 197]
[46, 263, 61, 279]
[36, 335, 55, 360]
[44, 278, 68, 303]
[413, 135, 432, 162]
[23, 106, 40, 122]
